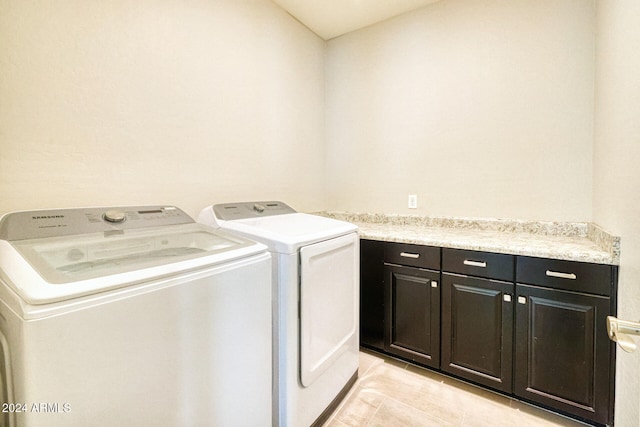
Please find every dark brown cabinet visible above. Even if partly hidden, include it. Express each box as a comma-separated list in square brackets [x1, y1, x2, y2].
[383, 242, 441, 368]
[514, 257, 615, 426]
[385, 264, 440, 367]
[442, 273, 513, 393]
[359, 241, 617, 426]
[441, 249, 515, 393]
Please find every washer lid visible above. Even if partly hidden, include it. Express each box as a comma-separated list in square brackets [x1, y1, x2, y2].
[217, 212, 358, 253]
[11, 223, 254, 283]
[0, 206, 267, 304]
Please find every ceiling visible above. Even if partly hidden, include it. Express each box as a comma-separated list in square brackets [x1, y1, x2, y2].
[271, 0, 442, 40]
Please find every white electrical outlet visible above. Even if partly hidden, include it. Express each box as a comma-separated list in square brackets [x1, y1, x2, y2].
[408, 194, 418, 209]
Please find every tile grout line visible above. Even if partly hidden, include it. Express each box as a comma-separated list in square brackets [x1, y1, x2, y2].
[365, 395, 387, 427]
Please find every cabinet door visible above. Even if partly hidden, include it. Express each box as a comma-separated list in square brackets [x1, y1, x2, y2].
[384, 264, 440, 368]
[360, 239, 385, 351]
[515, 285, 612, 425]
[441, 273, 514, 393]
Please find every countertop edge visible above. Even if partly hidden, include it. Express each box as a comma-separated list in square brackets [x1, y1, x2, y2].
[314, 211, 620, 266]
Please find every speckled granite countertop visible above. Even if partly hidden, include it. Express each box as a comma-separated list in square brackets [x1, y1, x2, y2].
[317, 212, 620, 265]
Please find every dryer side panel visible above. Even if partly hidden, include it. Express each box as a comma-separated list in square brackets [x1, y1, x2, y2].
[299, 233, 359, 387]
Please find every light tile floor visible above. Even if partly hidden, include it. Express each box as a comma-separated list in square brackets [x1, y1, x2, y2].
[323, 350, 589, 427]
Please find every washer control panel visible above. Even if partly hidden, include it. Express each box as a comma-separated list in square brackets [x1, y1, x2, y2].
[213, 201, 296, 220]
[0, 206, 194, 241]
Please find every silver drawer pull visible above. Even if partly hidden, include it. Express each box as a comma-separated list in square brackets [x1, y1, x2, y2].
[463, 260, 487, 268]
[545, 270, 577, 280]
[400, 252, 420, 259]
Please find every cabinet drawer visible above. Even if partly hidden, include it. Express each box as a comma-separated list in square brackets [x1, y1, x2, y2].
[383, 242, 440, 270]
[516, 256, 612, 296]
[442, 248, 514, 281]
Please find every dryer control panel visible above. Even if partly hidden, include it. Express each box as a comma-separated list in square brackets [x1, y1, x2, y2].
[0, 206, 193, 241]
[213, 201, 296, 220]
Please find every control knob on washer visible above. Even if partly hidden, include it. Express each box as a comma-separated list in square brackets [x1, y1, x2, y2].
[103, 210, 126, 223]
[253, 204, 265, 213]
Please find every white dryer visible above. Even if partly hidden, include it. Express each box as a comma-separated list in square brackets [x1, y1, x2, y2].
[0, 205, 272, 427]
[198, 201, 359, 427]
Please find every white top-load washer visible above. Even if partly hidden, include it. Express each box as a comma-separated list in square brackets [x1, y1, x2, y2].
[198, 201, 359, 427]
[0, 205, 272, 427]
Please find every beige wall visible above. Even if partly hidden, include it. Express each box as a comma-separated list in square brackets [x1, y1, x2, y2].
[325, 0, 595, 221]
[0, 0, 326, 218]
[594, 1, 640, 426]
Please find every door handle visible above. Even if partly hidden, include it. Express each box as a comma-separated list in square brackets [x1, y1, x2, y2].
[607, 316, 640, 353]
